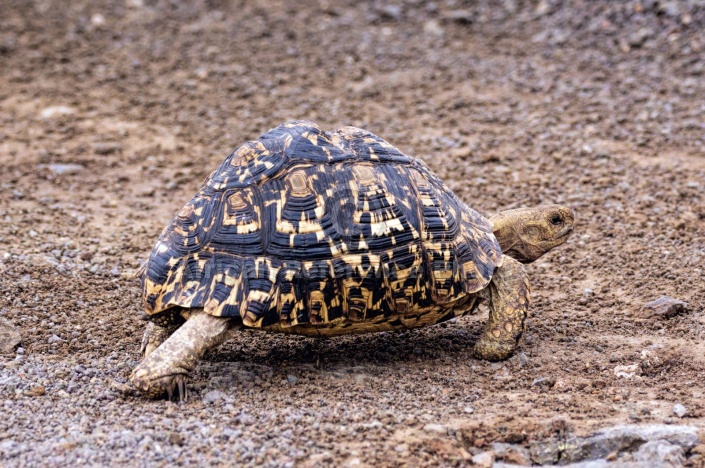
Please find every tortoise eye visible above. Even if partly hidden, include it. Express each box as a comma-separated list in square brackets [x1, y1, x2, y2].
[550, 214, 563, 226]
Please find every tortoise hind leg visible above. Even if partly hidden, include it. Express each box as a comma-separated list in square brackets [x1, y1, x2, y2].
[131, 309, 238, 400]
[141, 322, 182, 357]
[474, 256, 530, 361]
[140, 309, 186, 357]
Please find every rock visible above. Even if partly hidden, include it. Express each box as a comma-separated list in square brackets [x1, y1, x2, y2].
[627, 28, 653, 48]
[38, 163, 85, 175]
[423, 20, 444, 36]
[167, 431, 184, 446]
[202, 390, 227, 404]
[614, 364, 640, 379]
[532, 376, 556, 388]
[640, 296, 688, 320]
[558, 424, 699, 463]
[422, 423, 446, 434]
[583, 288, 594, 298]
[471, 451, 494, 468]
[28, 386, 45, 397]
[632, 440, 684, 466]
[286, 375, 298, 384]
[672, 403, 687, 418]
[441, 10, 473, 25]
[492, 442, 531, 465]
[93, 142, 122, 155]
[463, 406, 474, 414]
[47, 334, 64, 344]
[40, 106, 76, 118]
[91, 13, 106, 26]
[0, 317, 21, 353]
[379, 5, 402, 20]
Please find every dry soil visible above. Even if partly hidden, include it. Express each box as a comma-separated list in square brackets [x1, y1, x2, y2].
[1, 0, 705, 466]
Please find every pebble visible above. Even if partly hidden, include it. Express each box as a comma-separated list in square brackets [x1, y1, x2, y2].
[613, 364, 640, 379]
[422, 424, 446, 434]
[40, 106, 75, 118]
[47, 334, 63, 344]
[38, 163, 85, 175]
[532, 376, 556, 388]
[471, 451, 494, 468]
[0, 317, 21, 353]
[672, 403, 687, 418]
[286, 375, 298, 384]
[93, 142, 122, 155]
[633, 440, 685, 465]
[640, 296, 689, 320]
[202, 390, 227, 404]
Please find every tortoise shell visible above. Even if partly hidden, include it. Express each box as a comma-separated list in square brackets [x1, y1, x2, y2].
[141, 121, 503, 336]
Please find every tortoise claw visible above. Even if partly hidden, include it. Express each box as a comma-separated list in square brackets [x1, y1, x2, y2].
[130, 366, 189, 401]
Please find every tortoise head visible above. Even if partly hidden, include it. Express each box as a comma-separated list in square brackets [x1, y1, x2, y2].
[490, 205, 574, 264]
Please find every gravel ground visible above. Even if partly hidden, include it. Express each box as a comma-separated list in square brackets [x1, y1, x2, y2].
[1, 0, 705, 465]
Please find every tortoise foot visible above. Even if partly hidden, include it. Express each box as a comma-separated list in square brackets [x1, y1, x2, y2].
[130, 365, 189, 401]
[473, 336, 517, 362]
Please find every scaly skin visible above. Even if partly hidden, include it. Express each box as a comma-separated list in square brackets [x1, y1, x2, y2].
[490, 205, 574, 264]
[473, 256, 531, 361]
[140, 321, 182, 357]
[131, 309, 235, 400]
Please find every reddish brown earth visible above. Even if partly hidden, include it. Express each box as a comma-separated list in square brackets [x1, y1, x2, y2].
[1, 0, 704, 465]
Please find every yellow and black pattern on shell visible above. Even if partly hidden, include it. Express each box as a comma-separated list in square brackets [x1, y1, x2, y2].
[142, 121, 502, 333]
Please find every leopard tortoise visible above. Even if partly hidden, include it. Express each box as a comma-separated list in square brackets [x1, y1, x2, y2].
[131, 121, 574, 399]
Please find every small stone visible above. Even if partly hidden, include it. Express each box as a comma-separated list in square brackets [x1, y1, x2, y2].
[633, 440, 685, 466]
[90, 13, 106, 26]
[28, 386, 45, 397]
[40, 106, 76, 118]
[583, 288, 594, 298]
[614, 364, 640, 379]
[0, 317, 21, 353]
[463, 406, 474, 414]
[202, 390, 227, 404]
[492, 442, 531, 465]
[423, 423, 446, 434]
[471, 451, 494, 468]
[441, 10, 473, 25]
[47, 334, 63, 344]
[640, 296, 688, 320]
[93, 142, 122, 155]
[379, 5, 402, 20]
[286, 375, 298, 384]
[168, 432, 184, 446]
[628, 28, 653, 48]
[423, 19, 444, 36]
[532, 376, 556, 388]
[672, 403, 687, 418]
[38, 163, 85, 175]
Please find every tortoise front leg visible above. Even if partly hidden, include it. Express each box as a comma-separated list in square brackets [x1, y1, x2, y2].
[131, 309, 237, 400]
[474, 256, 530, 361]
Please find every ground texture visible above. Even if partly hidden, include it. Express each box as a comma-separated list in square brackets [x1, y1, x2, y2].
[1, 0, 705, 466]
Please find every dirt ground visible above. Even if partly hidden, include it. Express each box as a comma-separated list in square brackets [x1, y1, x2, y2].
[1, 0, 705, 466]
